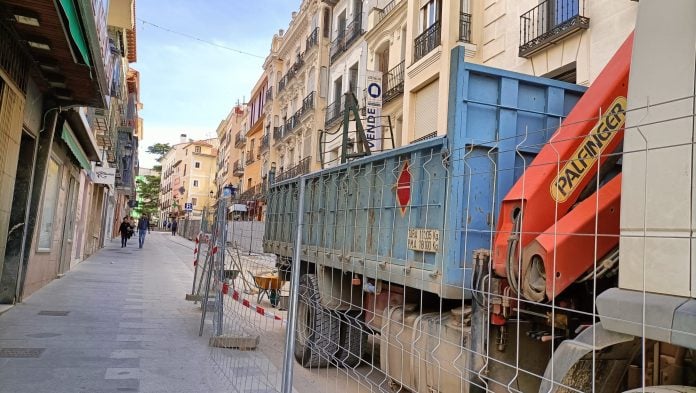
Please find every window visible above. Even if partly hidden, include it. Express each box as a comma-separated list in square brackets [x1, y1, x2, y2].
[37, 157, 61, 250]
[192, 197, 197, 206]
[193, 180, 199, 187]
[420, 0, 441, 32]
[194, 146, 201, 153]
[194, 161, 201, 169]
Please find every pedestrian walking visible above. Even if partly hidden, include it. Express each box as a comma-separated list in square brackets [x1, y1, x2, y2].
[171, 219, 178, 236]
[118, 216, 131, 247]
[137, 214, 150, 248]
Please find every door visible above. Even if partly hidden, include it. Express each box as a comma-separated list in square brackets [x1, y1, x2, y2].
[0, 132, 37, 304]
[58, 174, 78, 274]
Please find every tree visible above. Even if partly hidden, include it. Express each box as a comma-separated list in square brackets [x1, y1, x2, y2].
[152, 164, 162, 173]
[134, 175, 161, 218]
[147, 143, 172, 162]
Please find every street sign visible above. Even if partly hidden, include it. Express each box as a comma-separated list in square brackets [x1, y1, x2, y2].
[184, 203, 193, 212]
[365, 70, 383, 151]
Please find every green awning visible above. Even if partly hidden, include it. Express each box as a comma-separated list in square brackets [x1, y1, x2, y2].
[62, 123, 92, 170]
[58, 0, 92, 67]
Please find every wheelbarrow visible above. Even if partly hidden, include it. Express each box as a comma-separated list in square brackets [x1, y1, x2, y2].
[249, 271, 282, 306]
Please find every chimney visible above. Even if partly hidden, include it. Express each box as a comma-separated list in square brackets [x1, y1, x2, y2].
[180, 134, 187, 143]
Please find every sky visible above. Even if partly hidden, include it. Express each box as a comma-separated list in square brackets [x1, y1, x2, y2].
[135, 0, 301, 168]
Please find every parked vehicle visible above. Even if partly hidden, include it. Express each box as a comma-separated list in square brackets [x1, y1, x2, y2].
[264, 2, 696, 391]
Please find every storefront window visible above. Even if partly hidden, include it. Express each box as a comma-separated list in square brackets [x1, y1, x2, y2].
[37, 157, 60, 250]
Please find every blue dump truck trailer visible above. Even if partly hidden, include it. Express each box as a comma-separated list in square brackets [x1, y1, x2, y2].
[263, 47, 586, 389]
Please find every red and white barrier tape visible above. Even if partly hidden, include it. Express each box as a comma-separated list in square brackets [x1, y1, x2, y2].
[214, 281, 285, 323]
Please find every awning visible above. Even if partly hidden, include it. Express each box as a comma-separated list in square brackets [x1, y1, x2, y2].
[62, 123, 92, 170]
[58, 0, 92, 67]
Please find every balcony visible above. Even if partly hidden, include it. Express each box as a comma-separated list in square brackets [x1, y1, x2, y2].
[374, 0, 398, 27]
[235, 132, 246, 147]
[261, 134, 269, 151]
[459, 13, 472, 43]
[278, 75, 288, 92]
[325, 96, 346, 126]
[301, 91, 315, 114]
[330, 13, 363, 63]
[414, 21, 441, 62]
[285, 114, 298, 133]
[245, 153, 255, 165]
[265, 87, 273, 101]
[382, 61, 405, 103]
[519, 0, 589, 58]
[273, 126, 285, 140]
[275, 157, 311, 183]
[238, 182, 266, 201]
[306, 27, 319, 50]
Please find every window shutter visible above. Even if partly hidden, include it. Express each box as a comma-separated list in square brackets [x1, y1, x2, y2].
[413, 80, 439, 139]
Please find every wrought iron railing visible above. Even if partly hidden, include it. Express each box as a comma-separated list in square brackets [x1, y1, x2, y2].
[278, 75, 288, 92]
[285, 114, 298, 133]
[265, 87, 273, 101]
[383, 60, 405, 103]
[245, 152, 255, 165]
[301, 91, 315, 114]
[235, 132, 246, 147]
[325, 96, 345, 126]
[459, 12, 472, 43]
[330, 33, 346, 63]
[275, 157, 311, 183]
[238, 182, 266, 201]
[414, 21, 441, 62]
[374, 0, 397, 26]
[330, 12, 363, 63]
[519, 0, 588, 57]
[233, 160, 244, 175]
[261, 134, 269, 150]
[306, 27, 319, 50]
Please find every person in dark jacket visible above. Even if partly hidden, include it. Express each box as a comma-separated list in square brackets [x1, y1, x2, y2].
[118, 216, 131, 247]
[137, 215, 150, 248]
[171, 219, 178, 236]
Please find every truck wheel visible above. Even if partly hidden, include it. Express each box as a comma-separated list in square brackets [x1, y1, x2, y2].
[294, 274, 340, 368]
[334, 310, 367, 367]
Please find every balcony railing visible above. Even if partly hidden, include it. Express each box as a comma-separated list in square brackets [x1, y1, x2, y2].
[235, 132, 246, 147]
[265, 87, 273, 101]
[245, 153, 255, 165]
[330, 12, 363, 63]
[273, 126, 284, 140]
[383, 60, 405, 103]
[261, 134, 269, 150]
[233, 160, 244, 176]
[459, 12, 472, 43]
[325, 96, 346, 126]
[375, 0, 397, 26]
[278, 75, 288, 92]
[519, 0, 589, 58]
[414, 21, 441, 62]
[301, 91, 315, 114]
[329, 33, 346, 63]
[275, 157, 311, 183]
[238, 182, 266, 201]
[285, 114, 298, 133]
[306, 27, 319, 50]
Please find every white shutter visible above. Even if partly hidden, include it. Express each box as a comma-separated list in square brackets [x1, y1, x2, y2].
[413, 80, 439, 139]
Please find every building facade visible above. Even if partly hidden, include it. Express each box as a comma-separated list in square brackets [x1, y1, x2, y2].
[0, 0, 141, 303]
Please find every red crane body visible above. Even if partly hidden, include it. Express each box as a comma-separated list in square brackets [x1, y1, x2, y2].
[492, 33, 634, 302]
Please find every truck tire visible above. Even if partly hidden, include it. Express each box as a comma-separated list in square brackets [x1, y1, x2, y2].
[294, 274, 340, 368]
[334, 310, 367, 367]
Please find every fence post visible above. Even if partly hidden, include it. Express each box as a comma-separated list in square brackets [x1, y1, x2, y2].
[281, 175, 306, 393]
[214, 197, 228, 336]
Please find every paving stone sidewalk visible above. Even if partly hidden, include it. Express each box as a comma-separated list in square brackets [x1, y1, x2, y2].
[0, 232, 235, 393]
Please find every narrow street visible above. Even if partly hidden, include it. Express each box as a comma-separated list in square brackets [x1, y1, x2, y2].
[0, 232, 239, 393]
